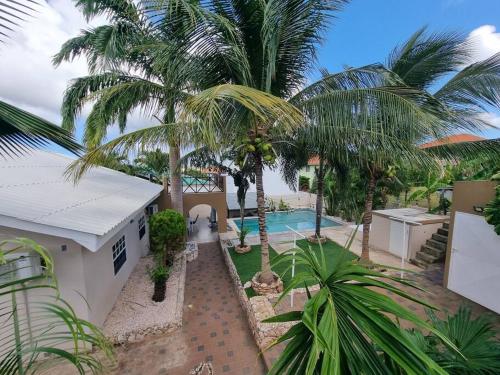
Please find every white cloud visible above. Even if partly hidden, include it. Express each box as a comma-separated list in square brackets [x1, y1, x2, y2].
[467, 25, 500, 64]
[0, 0, 153, 136]
[477, 112, 500, 129]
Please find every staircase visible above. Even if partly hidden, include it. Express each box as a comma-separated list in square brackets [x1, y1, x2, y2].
[412, 222, 449, 269]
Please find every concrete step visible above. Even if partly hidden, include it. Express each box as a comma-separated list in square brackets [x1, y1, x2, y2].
[437, 227, 449, 237]
[426, 238, 447, 251]
[443, 222, 449, 229]
[421, 245, 446, 258]
[432, 233, 448, 244]
[410, 258, 428, 269]
[416, 251, 440, 264]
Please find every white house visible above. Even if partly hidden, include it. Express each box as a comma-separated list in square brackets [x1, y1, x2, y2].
[0, 150, 163, 326]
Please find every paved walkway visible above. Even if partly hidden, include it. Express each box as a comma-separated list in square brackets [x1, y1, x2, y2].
[111, 242, 266, 375]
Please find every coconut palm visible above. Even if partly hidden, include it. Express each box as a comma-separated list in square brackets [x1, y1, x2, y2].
[0, 1, 81, 157]
[53, 0, 225, 213]
[356, 28, 500, 262]
[62, 1, 449, 286]
[134, 148, 169, 181]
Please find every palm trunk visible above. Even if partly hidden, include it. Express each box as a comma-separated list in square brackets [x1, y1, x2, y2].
[361, 171, 376, 262]
[169, 144, 183, 214]
[255, 154, 274, 284]
[315, 157, 325, 238]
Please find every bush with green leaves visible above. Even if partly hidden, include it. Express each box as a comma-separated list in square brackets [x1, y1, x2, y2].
[485, 172, 500, 235]
[149, 264, 171, 302]
[149, 209, 186, 265]
[299, 175, 310, 191]
[238, 227, 250, 248]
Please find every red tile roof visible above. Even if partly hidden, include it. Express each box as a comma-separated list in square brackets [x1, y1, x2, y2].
[308, 156, 320, 166]
[419, 134, 485, 149]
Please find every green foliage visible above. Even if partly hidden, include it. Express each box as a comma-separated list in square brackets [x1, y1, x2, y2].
[149, 210, 186, 265]
[0, 238, 112, 374]
[238, 227, 250, 248]
[299, 175, 310, 191]
[148, 264, 170, 284]
[134, 149, 169, 181]
[183, 168, 208, 179]
[485, 172, 500, 235]
[229, 240, 356, 289]
[278, 198, 291, 211]
[266, 197, 276, 212]
[265, 243, 457, 375]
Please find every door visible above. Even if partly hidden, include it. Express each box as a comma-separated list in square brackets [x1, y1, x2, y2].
[388, 219, 410, 259]
[448, 212, 500, 314]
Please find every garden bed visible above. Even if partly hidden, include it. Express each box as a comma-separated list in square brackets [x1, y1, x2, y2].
[103, 253, 186, 345]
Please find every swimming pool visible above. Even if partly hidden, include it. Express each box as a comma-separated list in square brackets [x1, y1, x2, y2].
[232, 209, 341, 235]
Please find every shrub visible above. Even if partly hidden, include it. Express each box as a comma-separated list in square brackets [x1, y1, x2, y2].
[485, 172, 500, 235]
[149, 209, 186, 265]
[238, 227, 250, 247]
[278, 198, 291, 211]
[298, 175, 310, 191]
[149, 264, 170, 302]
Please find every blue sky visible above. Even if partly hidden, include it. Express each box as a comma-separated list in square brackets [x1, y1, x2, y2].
[314, 0, 500, 139]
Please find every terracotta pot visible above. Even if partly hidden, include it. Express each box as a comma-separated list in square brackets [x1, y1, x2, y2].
[307, 235, 327, 244]
[251, 271, 284, 295]
[235, 244, 252, 254]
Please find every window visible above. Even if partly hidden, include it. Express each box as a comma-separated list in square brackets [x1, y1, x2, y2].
[112, 236, 127, 275]
[138, 216, 146, 239]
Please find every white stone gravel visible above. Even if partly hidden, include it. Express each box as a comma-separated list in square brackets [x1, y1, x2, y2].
[103, 253, 186, 345]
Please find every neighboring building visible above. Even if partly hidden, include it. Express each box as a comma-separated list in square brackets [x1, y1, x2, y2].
[419, 133, 485, 149]
[0, 150, 163, 326]
[298, 156, 320, 190]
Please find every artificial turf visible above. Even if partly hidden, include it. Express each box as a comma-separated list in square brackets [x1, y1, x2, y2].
[228, 239, 357, 295]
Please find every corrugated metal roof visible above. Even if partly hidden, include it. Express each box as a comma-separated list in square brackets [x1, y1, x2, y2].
[0, 150, 163, 236]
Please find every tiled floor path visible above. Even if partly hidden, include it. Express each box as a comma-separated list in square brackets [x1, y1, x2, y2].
[110, 242, 266, 375]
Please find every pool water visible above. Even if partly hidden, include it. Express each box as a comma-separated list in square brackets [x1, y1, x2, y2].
[232, 209, 340, 235]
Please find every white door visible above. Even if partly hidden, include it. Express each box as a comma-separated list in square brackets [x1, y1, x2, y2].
[448, 212, 500, 314]
[388, 220, 409, 259]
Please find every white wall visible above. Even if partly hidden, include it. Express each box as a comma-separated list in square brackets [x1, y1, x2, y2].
[81, 210, 149, 326]
[0, 227, 89, 320]
[447, 212, 500, 314]
[225, 167, 294, 196]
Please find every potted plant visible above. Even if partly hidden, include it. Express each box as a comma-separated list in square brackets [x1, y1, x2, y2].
[235, 227, 251, 254]
[149, 264, 170, 302]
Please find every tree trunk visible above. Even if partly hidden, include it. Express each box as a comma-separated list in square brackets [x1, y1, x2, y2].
[426, 194, 431, 213]
[152, 280, 166, 302]
[315, 157, 325, 238]
[169, 144, 183, 214]
[361, 171, 376, 262]
[255, 155, 274, 284]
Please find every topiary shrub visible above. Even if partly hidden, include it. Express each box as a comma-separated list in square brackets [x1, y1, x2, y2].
[149, 209, 187, 265]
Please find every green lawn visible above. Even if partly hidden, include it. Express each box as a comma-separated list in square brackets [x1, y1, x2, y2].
[228, 239, 357, 296]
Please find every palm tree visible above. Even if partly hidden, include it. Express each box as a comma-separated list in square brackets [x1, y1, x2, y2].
[265, 244, 459, 374]
[134, 148, 169, 182]
[0, 1, 81, 157]
[357, 29, 500, 262]
[63, 1, 446, 287]
[53, 0, 220, 214]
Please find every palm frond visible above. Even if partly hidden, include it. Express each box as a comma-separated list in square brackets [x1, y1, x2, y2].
[423, 138, 500, 162]
[0, 0, 40, 43]
[0, 100, 82, 157]
[388, 27, 470, 90]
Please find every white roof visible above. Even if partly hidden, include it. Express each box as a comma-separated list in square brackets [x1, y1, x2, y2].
[0, 150, 163, 251]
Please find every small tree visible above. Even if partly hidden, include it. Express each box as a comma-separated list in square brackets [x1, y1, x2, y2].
[149, 210, 186, 266]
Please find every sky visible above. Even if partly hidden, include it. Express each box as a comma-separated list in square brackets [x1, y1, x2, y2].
[0, 0, 499, 195]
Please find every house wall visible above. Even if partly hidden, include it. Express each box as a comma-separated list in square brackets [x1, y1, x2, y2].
[0, 227, 89, 320]
[444, 180, 497, 287]
[81, 210, 149, 326]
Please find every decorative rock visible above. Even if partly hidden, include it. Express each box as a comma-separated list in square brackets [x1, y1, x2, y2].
[251, 272, 284, 295]
[307, 235, 327, 244]
[235, 244, 252, 254]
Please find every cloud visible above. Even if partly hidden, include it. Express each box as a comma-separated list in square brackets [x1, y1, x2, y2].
[0, 0, 153, 139]
[467, 25, 500, 64]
